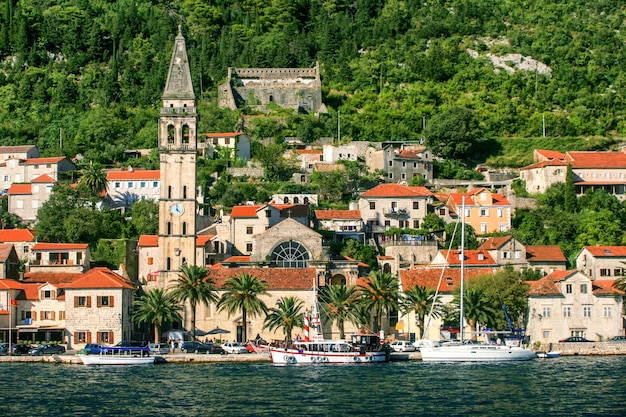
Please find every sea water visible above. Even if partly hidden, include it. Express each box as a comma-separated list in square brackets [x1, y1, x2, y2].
[1, 356, 625, 416]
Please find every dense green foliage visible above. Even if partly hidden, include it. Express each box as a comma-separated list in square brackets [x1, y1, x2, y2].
[1, 0, 625, 166]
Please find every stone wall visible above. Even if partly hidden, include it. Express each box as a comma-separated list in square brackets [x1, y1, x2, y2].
[540, 342, 626, 355]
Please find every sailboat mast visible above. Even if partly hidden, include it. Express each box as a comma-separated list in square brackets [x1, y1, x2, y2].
[460, 196, 466, 343]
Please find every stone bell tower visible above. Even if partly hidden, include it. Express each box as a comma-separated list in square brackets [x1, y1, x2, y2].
[157, 26, 197, 286]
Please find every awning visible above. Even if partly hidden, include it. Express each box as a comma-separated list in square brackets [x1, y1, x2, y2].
[17, 327, 38, 333]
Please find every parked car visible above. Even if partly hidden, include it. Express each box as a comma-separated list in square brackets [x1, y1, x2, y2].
[11, 344, 32, 355]
[559, 337, 592, 342]
[0, 343, 8, 355]
[77, 344, 105, 355]
[390, 340, 416, 352]
[116, 340, 146, 348]
[148, 343, 170, 355]
[607, 336, 626, 342]
[29, 344, 66, 355]
[204, 343, 225, 355]
[221, 342, 249, 354]
[180, 341, 212, 354]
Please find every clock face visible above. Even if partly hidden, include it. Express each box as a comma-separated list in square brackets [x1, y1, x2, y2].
[170, 203, 184, 216]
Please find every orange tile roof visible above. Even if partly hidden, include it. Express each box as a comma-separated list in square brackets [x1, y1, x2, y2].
[527, 275, 563, 296]
[0, 145, 36, 153]
[526, 245, 567, 262]
[31, 174, 56, 183]
[22, 272, 82, 285]
[230, 205, 262, 218]
[314, 210, 361, 220]
[296, 149, 323, 154]
[203, 132, 244, 138]
[138, 235, 159, 247]
[63, 267, 134, 289]
[207, 267, 317, 290]
[565, 151, 626, 168]
[7, 184, 31, 195]
[196, 235, 215, 246]
[0, 243, 14, 260]
[400, 267, 495, 293]
[535, 149, 565, 160]
[222, 256, 251, 263]
[478, 236, 513, 250]
[396, 148, 426, 159]
[583, 246, 626, 257]
[449, 191, 510, 206]
[0, 229, 35, 242]
[0, 279, 27, 289]
[106, 170, 160, 180]
[438, 249, 497, 266]
[361, 184, 432, 198]
[32, 243, 88, 251]
[21, 157, 66, 165]
[593, 279, 624, 296]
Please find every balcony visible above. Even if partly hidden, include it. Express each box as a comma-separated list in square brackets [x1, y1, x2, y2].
[383, 207, 408, 216]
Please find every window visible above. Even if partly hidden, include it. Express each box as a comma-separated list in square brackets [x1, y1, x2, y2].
[75, 296, 91, 307]
[603, 306, 611, 317]
[22, 245, 29, 253]
[17, 200, 23, 209]
[3, 175, 9, 182]
[388, 173, 393, 179]
[615, 269, 624, 276]
[153, 181, 158, 188]
[480, 208, 488, 217]
[42, 311, 55, 320]
[600, 269, 611, 277]
[413, 220, 419, 228]
[76, 331, 89, 343]
[98, 296, 113, 307]
[480, 223, 488, 233]
[265, 209, 272, 218]
[402, 161, 406, 168]
[580, 284, 588, 294]
[246, 226, 253, 235]
[384, 220, 391, 227]
[583, 305, 592, 318]
[401, 173, 406, 180]
[542, 330, 551, 339]
[542, 306, 551, 318]
[439, 208, 446, 215]
[388, 160, 393, 167]
[140, 182, 146, 188]
[42, 290, 53, 299]
[497, 208, 503, 217]
[413, 201, 419, 210]
[59, 311, 65, 320]
[566, 284, 572, 294]
[271, 240, 309, 268]
[369, 202, 376, 210]
[502, 251, 510, 259]
[147, 257, 153, 265]
[563, 306, 571, 317]
[97, 331, 113, 344]
[465, 208, 470, 218]
[127, 182, 133, 188]
[246, 243, 253, 252]
[514, 251, 521, 259]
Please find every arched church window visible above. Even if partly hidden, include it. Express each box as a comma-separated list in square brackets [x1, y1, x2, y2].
[182, 125, 190, 144]
[304, 197, 309, 204]
[284, 197, 289, 203]
[271, 240, 309, 268]
[383, 263, 391, 273]
[330, 275, 346, 286]
[167, 125, 175, 144]
[294, 197, 299, 203]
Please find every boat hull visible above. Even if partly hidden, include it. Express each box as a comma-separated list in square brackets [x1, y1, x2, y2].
[536, 351, 561, 359]
[269, 347, 388, 364]
[420, 345, 536, 362]
[78, 354, 155, 365]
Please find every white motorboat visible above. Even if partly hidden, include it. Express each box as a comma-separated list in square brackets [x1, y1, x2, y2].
[420, 197, 536, 363]
[78, 346, 155, 365]
[536, 350, 561, 359]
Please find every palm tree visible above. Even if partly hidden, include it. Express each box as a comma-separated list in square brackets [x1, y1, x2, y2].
[78, 161, 108, 208]
[263, 296, 304, 342]
[217, 273, 269, 343]
[357, 270, 399, 332]
[132, 289, 182, 343]
[402, 285, 443, 339]
[318, 284, 359, 339]
[460, 287, 497, 340]
[613, 276, 626, 292]
[168, 265, 218, 341]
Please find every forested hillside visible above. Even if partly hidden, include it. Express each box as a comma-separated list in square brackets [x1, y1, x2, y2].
[0, 0, 625, 164]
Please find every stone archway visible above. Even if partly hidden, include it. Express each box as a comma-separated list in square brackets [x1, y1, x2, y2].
[330, 274, 346, 286]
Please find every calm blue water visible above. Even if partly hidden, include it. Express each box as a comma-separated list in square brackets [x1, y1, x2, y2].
[1, 356, 625, 417]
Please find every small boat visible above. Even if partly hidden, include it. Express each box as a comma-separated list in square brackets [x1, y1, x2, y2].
[78, 346, 155, 365]
[536, 350, 561, 359]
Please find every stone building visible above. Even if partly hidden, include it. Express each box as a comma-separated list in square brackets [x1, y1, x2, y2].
[218, 63, 327, 114]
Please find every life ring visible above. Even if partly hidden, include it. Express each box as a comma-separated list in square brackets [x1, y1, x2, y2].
[321, 357, 329, 363]
[288, 356, 297, 364]
[353, 356, 361, 362]
[311, 356, 318, 363]
[365, 355, 373, 362]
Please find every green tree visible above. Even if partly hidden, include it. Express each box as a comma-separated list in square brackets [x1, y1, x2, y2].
[564, 164, 577, 213]
[133, 289, 182, 343]
[457, 287, 497, 340]
[263, 296, 304, 342]
[129, 199, 159, 237]
[424, 106, 483, 163]
[318, 284, 359, 339]
[445, 221, 479, 249]
[357, 270, 399, 332]
[401, 285, 443, 340]
[77, 161, 108, 209]
[217, 273, 269, 343]
[340, 238, 379, 269]
[169, 265, 218, 341]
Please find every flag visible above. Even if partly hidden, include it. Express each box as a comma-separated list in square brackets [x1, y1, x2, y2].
[10, 299, 17, 306]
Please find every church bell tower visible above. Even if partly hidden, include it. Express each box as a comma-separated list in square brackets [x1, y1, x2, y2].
[157, 26, 197, 286]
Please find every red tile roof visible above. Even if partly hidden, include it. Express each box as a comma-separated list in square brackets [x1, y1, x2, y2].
[21, 157, 66, 165]
[478, 236, 513, 250]
[196, 235, 215, 246]
[230, 205, 262, 218]
[222, 256, 251, 263]
[7, 184, 31, 195]
[31, 174, 56, 183]
[400, 267, 495, 293]
[296, 149, 323, 155]
[0, 229, 35, 242]
[106, 170, 160, 180]
[32, 243, 88, 251]
[535, 149, 565, 160]
[449, 190, 510, 206]
[593, 280, 624, 296]
[361, 183, 432, 198]
[0, 145, 36, 153]
[583, 246, 626, 257]
[207, 267, 317, 290]
[565, 151, 626, 168]
[526, 245, 567, 262]
[527, 274, 564, 296]
[438, 250, 497, 266]
[22, 272, 82, 285]
[314, 209, 361, 220]
[63, 267, 134, 289]
[0, 243, 14, 261]
[396, 148, 426, 159]
[138, 235, 159, 247]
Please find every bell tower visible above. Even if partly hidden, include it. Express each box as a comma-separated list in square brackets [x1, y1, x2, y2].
[157, 26, 197, 286]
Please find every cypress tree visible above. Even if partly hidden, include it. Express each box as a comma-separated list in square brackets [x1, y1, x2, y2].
[564, 164, 577, 213]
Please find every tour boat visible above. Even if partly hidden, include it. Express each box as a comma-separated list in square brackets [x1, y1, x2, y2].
[268, 286, 389, 365]
[420, 197, 536, 363]
[78, 346, 155, 365]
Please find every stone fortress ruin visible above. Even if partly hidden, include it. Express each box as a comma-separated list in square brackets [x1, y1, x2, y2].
[218, 62, 327, 114]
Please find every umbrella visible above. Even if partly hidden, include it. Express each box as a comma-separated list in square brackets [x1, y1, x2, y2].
[206, 327, 231, 335]
[194, 329, 210, 336]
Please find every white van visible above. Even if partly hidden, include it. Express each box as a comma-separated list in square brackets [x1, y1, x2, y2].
[148, 343, 170, 354]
